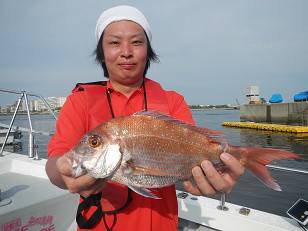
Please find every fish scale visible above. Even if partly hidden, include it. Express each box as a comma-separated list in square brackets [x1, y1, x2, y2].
[120, 135, 206, 179]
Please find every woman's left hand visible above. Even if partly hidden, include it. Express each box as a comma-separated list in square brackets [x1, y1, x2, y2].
[183, 152, 245, 196]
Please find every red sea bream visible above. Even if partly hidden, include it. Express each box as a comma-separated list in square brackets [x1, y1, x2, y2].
[66, 111, 300, 198]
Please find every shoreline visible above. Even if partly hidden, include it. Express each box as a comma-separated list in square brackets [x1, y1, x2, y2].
[190, 107, 239, 111]
[0, 108, 239, 116]
[0, 111, 59, 116]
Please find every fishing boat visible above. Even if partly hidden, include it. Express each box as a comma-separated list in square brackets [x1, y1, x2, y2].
[0, 126, 22, 153]
[0, 128, 22, 142]
[0, 134, 16, 146]
[1, 151, 305, 231]
[0, 88, 307, 231]
[0, 126, 22, 144]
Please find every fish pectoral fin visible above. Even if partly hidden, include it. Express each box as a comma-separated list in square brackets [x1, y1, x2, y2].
[126, 160, 173, 177]
[128, 185, 161, 199]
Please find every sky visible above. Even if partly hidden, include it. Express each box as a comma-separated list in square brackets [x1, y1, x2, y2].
[0, 0, 307, 106]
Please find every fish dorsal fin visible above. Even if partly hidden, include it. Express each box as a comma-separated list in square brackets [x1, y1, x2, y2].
[133, 110, 171, 119]
[133, 110, 223, 139]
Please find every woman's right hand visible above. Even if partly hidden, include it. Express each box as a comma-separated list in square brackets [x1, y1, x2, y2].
[46, 156, 105, 198]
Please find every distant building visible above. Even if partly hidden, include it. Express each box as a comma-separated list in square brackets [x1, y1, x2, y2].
[2, 104, 11, 113]
[9, 101, 19, 113]
[0, 107, 7, 113]
[30, 97, 66, 111]
[46, 96, 66, 109]
[0, 96, 67, 113]
[19, 99, 28, 112]
[246, 86, 260, 104]
[57, 97, 66, 107]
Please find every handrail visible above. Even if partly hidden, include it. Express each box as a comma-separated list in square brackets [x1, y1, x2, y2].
[0, 88, 57, 157]
[267, 164, 308, 175]
[0, 88, 57, 120]
[0, 88, 22, 95]
[1, 89, 307, 174]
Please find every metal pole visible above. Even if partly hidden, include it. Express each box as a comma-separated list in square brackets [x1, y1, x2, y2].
[217, 193, 228, 211]
[33, 144, 39, 160]
[267, 164, 308, 175]
[24, 93, 34, 158]
[38, 96, 57, 120]
[0, 93, 24, 156]
[28, 133, 34, 158]
[0, 89, 58, 121]
[0, 88, 22, 95]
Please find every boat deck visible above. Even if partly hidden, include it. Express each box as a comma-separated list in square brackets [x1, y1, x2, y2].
[0, 152, 304, 231]
[0, 152, 79, 231]
[176, 191, 302, 231]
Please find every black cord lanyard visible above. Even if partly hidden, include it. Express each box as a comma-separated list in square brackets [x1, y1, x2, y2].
[102, 80, 148, 230]
[106, 80, 148, 118]
[76, 80, 148, 231]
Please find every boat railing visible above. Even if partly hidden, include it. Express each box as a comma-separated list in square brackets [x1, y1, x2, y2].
[215, 163, 308, 213]
[267, 164, 308, 175]
[1, 88, 307, 218]
[180, 159, 308, 221]
[0, 88, 57, 158]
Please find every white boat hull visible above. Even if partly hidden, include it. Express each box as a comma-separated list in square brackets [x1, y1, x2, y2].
[177, 191, 302, 231]
[0, 152, 303, 231]
[0, 152, 79, 231]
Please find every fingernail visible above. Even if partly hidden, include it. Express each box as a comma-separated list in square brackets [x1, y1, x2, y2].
[221, 152, 231, 161]
[201, 160, 210, 170]
[183, 181, 190, 188]
[192, 167, 202, 176]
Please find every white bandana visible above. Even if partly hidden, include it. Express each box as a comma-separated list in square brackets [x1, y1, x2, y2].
[95, 5, 152, 43]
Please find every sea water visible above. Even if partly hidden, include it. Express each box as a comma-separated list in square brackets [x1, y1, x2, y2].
[0, 110, 307, 217]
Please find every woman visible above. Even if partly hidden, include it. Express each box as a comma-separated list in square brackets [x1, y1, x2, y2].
[45, 5, 244, 231]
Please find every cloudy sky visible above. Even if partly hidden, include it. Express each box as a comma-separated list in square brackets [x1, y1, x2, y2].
[0, 0, 307, 105]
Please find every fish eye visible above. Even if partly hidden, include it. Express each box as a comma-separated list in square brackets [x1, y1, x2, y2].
[88, 135, 101, 148]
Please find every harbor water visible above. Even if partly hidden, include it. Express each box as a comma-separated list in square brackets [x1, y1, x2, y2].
[1, 109, 307, 217]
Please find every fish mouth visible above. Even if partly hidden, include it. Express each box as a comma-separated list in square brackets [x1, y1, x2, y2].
[69, 151, 87, 177]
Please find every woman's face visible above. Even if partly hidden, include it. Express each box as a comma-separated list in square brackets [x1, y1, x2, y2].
[102, 20, 148, 86]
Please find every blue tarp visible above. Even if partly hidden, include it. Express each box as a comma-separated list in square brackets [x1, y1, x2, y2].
[269, 93, 283, 103]
[294, 91, 308, 102]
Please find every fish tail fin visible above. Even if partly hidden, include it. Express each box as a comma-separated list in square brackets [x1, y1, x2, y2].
[229, 146, 301, 191]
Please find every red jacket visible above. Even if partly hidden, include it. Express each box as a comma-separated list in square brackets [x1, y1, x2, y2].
[48, 78, 194, 231]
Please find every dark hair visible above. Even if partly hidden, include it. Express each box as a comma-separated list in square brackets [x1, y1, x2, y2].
[94, 32, 159, 78]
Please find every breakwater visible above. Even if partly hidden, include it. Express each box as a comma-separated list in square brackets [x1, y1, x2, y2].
[240, 102, 308, 125]
[223, 121, 308, 133]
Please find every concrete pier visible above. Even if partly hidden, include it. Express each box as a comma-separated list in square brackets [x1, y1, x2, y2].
[240, 102, 308, 125]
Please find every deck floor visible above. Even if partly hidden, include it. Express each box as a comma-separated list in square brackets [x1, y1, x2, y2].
[0, 172, 68, 216]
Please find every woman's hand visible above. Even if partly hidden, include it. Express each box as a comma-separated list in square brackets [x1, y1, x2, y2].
[46, 156, 105, 198]
[183, 152, 244, 196]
